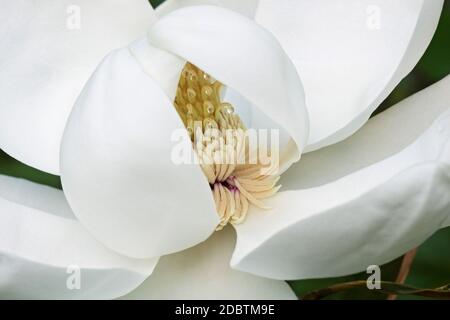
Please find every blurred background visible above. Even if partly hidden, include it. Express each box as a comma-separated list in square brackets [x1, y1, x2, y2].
[0, 0, 448, 299]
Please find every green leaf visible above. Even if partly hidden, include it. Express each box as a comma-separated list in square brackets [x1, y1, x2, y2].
[0, 150, 61, 189]
[149, 0, 166, 8]
[417, 2, 450, 81]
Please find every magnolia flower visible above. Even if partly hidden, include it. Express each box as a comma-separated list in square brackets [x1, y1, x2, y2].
[0, 0, 449, 299]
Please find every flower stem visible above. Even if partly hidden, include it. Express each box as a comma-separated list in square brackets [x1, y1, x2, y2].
[387, 248, 418, 300]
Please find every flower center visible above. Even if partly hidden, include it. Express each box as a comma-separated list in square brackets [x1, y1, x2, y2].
[174, 63, 280, 230]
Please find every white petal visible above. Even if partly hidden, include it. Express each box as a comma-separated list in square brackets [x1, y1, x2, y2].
[255, 0, 444, 150]
[232, 76, 450, 280]
[0, 0, 156, 174]
[156, 0, 259, 18]
[222, 88, 293, 166]
[60, 45, 219, 259]
[148, 5, 309, 171]
[0, 175, 157, 299]
[121, 227, 296, 299]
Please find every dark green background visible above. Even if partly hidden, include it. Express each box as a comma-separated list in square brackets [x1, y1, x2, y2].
[0, 0, 448, 299]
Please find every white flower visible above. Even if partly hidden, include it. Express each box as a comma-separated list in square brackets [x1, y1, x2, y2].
[0, 0, 448, 299]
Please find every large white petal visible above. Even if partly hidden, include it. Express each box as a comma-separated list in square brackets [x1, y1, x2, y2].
[232, 75, 450, 280]
[155, 0, 259, 18]
[60, 44, 219, 259]
[0, 175, 157, 299]
[255, 0, 444, 151]
[148, 5, 309, 171]
[0, 0, 156, 174]
[121, 227, 295, 299]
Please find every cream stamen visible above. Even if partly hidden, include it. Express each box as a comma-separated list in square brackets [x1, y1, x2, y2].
[174, 63, 281, 230]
